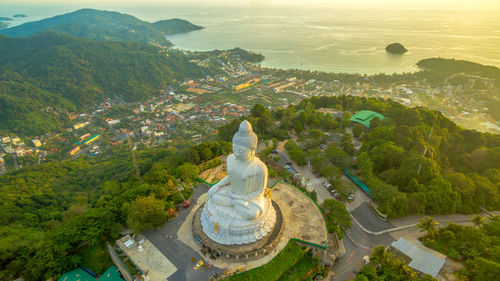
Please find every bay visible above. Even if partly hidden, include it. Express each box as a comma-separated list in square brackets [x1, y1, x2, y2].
[1, 4, 499, 74]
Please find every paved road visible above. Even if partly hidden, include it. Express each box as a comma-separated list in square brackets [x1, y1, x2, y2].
[332, 221, 395, 281]
[145, 185, 223, 281]
[351, 202, 395, 232]
[275, 141, 332, 204]
[12, 152, 19, 169]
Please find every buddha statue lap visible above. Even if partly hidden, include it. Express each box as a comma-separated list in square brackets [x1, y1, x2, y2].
[200, 120, 276, 245]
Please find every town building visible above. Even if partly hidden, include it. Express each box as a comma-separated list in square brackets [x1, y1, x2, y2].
[390, 237, 446, 278]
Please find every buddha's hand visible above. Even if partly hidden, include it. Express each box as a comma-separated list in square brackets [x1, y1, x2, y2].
[234, 199, 263, 219]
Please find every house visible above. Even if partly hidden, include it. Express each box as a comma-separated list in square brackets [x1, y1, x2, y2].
[58, 268, 96, 281]
[11, 137, 21, 145]
[390, 237, 446, 278]
[15, 148, 24, 157]
[350, 110, 385, 128]
[32, 139, 42, 148]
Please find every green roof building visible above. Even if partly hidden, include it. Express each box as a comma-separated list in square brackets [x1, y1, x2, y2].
[58, 268, 96, 281]
[350, 110, 385, 128]
[58, 266, 124, 281]
[100, 266, 124, 281]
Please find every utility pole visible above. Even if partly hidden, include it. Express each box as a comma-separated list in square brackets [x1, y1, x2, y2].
[417, 111, 439, 177]
[127, 137, 142, 182]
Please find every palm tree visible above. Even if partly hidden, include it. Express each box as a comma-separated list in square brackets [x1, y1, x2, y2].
[370, 245, 388, 266]
[471, 214, 485, 228]
[417, 216, 437, 237]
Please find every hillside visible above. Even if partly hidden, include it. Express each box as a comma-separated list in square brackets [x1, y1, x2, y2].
[0, 141, 230, 280]
[417, 58, 500, 85]
[219, 97, 500, 218]
[0, 9, 203, 46]
[0, 32, 211, 135]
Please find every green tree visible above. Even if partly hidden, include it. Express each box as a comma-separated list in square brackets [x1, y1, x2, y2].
[321, 199, 351, 233]
[417, 216, 437, 237]
[352, 123, 365, 138]
[471, 214, 485, 228]
[250, 103, 268, 118]
[174, 163, 199, 183]
[340, 133, 355, 156]
[127, 196, 169, 233]
[325, 145, 352, 169]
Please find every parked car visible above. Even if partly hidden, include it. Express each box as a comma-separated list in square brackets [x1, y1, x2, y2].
[194, 260, 204, 270]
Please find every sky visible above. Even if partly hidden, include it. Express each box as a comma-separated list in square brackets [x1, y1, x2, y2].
[3, 0, 500, 9]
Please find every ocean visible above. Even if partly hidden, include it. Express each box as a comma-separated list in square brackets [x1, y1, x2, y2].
[1, 4, 499, 74]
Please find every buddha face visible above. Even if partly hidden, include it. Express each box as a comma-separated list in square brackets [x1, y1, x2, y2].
[233, 143, 253, 160]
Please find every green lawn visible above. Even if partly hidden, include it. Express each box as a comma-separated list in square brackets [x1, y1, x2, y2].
[224, 240, 308, 281]
[277, 250, 320, 281]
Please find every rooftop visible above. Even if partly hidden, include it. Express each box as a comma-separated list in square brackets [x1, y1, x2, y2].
[350, 110, 385, 128]
[99, 266, 124, 281]
[58, 268, 96, 281]
[391, 237, 446, 278]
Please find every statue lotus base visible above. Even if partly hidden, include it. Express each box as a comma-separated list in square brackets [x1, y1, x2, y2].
[200, 194, 277, 245]
[192, 200, 283, 260]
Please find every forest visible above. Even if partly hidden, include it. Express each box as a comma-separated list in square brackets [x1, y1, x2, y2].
[417, 58, 500, 86]
[417, 216, 500, 281]
[0, 140, 230, 280]
[219, 97, 500, 218]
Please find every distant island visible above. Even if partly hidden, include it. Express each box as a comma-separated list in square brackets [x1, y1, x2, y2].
[13, 14, 27, 18]
[0, 17, 13, 21]
[0, 9, 203, 47]
[385, 43, 408, 54]
[153, 18, 203, 34]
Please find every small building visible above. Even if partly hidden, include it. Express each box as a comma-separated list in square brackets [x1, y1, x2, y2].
[73, 122, 90, 130]
[350, 110, 385, 128]
[69, 147, 80, 156]
[235, 83, 250, 91]
[80, 133, 91, 141]
[15, 148, 24, 157]
[58, 267, 96, 281]
[11, 137, 21, 145]
[84, 135, 100, 145]
[99, 266, 124, 281]
[390, 237, 446, 278]
[32, 139, 42, 148]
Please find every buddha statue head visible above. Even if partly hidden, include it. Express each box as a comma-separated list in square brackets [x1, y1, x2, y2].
[232, 120, 258, 161]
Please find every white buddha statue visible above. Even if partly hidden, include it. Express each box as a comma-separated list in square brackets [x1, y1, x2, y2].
[200, 120, 276, 245]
